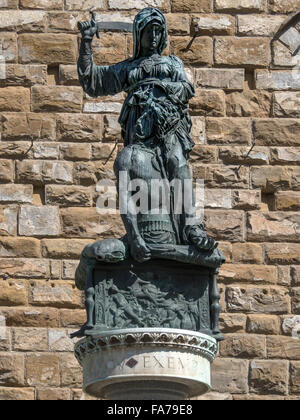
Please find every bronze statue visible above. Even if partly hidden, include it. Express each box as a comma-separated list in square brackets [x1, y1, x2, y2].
[73, 8, 225, 341]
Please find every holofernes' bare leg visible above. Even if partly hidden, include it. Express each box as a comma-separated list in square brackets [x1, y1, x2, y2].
[167, 140, 216, 251]
[114, 146, 151, 263]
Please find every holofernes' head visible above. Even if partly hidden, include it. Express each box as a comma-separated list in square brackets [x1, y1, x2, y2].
[131, 7, 168, 59]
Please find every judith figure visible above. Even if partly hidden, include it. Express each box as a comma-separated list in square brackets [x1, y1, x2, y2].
[78, 7, 216, 263]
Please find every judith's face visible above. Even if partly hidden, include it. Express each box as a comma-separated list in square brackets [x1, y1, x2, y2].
[140, 22, 162, 55]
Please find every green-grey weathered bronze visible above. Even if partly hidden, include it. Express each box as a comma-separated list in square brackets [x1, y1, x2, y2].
[73, 7, 225, 342]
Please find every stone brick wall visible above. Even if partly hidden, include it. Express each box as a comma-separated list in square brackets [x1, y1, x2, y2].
[0, 0, 299, 400]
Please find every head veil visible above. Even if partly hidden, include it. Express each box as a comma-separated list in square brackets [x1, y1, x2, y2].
[130, 7, 168, 60]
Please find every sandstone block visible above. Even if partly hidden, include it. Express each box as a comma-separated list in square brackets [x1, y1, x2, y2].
[190, 89, 225, 116]
[192, 14, 235, 36]
[12, 327, 48, 351]
[273, 41, 299, 67]
[0, 281, 28, 306]
[0, 387, 35, 401]
[165, 14, 190, 35]
[247, 315, 280, 335]
[215, 0, 267, 12]
[251, 166, 291, 193]
[0, 258, 50, 278]
[0, 10, 46, 32]
[102, 114, 121, 141]
[48, 329, 74, 352]
[290, 362, 300, 394]
[41, 238, 90, 259]
[291, 267, 300, 286]
[226, 90, 271, 117]
[171, 0, 212, 12]
[45, 185, 92, 207]
[0, 354, 24, 386]
[292, 288, 300, 314]
[204, 189, 232, 209]
[19, 206, 60, 237]
[290, 167, 300, 191]
[0, 207, 17, 236]
[65, 0, 105, 10]
[269, 0, 300, 13]
[273, 92, 300, 118]
[249, 360, 288, 395]
[211, 358, 248, 394]
[0, 159, 13, 182]
[60, 143, 91, 161]
[18, 34, 77, 64]
[91, 143, 118, 161]
[2, 113, 56, 141]
[60, 353, 82, 387]
[93, 33, 128, 65]
[20, 0, 63, 8]
[0, 0, 18, 7]
[59, 309, 86, 328]
[256, 70, 300, 91]
[215, 37, 270, 67]
[83, 101, 122, 114]
[0, 87, 30, 112]
[270, 148, 300, 165]
[0, 237, 40, 258]
[59, 65, 79, 85]
[2, 307, 59, 328]
[32, 86, 82, 113]
[267, 336, 300, 360]
[219, 146, 269, 165]
[281, 315, 300, 336]
[204, 165, 249, 189]
[26, 353, 60, 386]
[232, 190, 261, 211]
[247, 211, 300, 242]
[170, 36, 212, 66]
[265, 243, 300, 265]
[219, 334, 266, 358]
[37, 387, 71, 401]
[217, 242, 232, 262]
[0, 142, 32, 159]
[0, 33, 17, 63]
[2, 64, 47, 86]
[219, 264, 277, 284]
[226, 286, 289, 314]
[206, 118, 251, 144]
[62, 260, 78, 280]
[204, 210, 244, 242]
[33, 143, 60, 160]
[195, 68, 244, 90]
[48, 11, 83, 33]
[0, 184, 33, 204]
[275, 192, 300, 212]
[17, 160, 73, 185]
[219, 313, 246, 333]
[31, 282, 82, 309]
[237, 15, 285, 37]
[57, 114, 101, 142]
[232, 243, 263, 264]
[61, 207, 125, 239]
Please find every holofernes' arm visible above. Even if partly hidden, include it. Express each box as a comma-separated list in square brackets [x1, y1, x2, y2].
[77, 22, 127, 98]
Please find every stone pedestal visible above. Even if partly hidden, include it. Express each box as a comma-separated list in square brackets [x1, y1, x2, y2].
[74, 328, 218, 400]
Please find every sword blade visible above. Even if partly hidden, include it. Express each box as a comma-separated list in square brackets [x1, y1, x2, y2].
[96, 21, 133, 32]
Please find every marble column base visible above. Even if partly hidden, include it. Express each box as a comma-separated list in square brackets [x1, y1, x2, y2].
[74, 328, 218, 400]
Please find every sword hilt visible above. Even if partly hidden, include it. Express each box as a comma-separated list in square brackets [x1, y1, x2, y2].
[77, 10, 100, 39]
